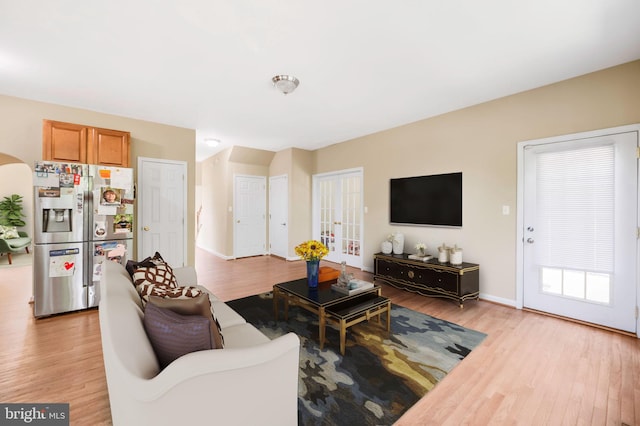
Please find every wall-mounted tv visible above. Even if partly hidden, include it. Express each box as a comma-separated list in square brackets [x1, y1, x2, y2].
[390, 172, 462, 227]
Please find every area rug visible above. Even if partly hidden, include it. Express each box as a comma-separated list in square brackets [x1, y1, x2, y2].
[226, 292, 486, 426]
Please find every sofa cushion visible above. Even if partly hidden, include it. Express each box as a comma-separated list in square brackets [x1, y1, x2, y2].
[143, 302, 214, 369]
[148, 295, 224, 349]
[221, 323, 270, 348]
[5, 237, 31, 249]
[210, 300, 247, 329]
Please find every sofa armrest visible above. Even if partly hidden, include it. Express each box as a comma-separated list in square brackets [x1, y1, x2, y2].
[110, 333, 300, 426]
[173, 266, 198, 287]
[142, 332, 299, 398]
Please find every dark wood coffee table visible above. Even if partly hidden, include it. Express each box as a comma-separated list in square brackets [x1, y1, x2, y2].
[273, 278, 385, 352]
[324, 293, 391, 355]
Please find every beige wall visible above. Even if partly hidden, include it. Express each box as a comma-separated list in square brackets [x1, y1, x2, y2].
[0, 94, 197, 265]
[200, 146, 315, 259]
[199, 146, 275, 257]
[199, 148, 231, 256]
[268, 148, 314, 258]
[313, 60, 640, 302]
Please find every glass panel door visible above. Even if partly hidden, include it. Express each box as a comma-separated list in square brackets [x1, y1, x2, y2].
[314, 170, 363, 268]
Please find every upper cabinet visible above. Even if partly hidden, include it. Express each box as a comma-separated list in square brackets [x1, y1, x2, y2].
[90, 127, 130, 167]
[42, 121, 88, 163]
[42, 120, 131, 167]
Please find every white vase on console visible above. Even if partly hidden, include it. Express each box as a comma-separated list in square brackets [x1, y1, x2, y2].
[392, 233, 404, 254]
[381, 240, 392, 254]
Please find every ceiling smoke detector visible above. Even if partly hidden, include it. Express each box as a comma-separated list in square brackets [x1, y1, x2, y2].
[272, 75, 299, 95]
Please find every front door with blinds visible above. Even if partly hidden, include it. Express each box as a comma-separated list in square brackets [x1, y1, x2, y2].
[522, 129, 638, 333]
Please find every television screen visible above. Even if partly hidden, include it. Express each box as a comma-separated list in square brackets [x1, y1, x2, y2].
[390, 172, 462, 227]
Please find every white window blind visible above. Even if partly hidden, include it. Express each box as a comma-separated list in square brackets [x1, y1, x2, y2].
[535, 144, 614, 273]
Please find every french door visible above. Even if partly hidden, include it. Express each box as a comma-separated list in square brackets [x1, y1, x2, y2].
[313, 169, 363, 268]
[520, 127, 638, 333]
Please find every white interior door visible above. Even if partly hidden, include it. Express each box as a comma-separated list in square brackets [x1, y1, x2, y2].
[313, 169, 363, 268]
[138, 157, 187, 267]
[521, 129, 638, 333]
[234, 175, 266, 258]
[269, 175, 288, 258]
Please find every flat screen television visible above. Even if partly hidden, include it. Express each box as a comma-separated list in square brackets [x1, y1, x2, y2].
[390, 172, 462, 227]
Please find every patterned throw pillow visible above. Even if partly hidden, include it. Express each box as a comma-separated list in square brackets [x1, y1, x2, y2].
[0, 225, 19, 239]
[143, 302, 213, 369]
[126, 251, 166, 278]
[148, 295, 224, 349]
[136, 282, 202, 307]
[132, 261, 178, 289]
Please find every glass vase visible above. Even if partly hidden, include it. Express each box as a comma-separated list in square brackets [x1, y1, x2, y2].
[306, 259, 320, 288]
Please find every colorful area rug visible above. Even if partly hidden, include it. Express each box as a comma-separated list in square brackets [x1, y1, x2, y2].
[226, 292, 486, 426]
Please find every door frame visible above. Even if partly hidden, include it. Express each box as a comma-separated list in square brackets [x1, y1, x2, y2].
[137, 157, 188, 265]
[312, 167, 364, 268]
[268, 174, 288, 258]
[516, 124, 640, 337]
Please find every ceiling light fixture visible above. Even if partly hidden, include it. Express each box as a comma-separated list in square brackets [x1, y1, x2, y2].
[205, 138, 220, 147]
[272, 75, 299, 95]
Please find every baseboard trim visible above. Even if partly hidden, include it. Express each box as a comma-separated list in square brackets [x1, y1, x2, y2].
[197, 245, 234, 260]
[478, 293, 517, 308]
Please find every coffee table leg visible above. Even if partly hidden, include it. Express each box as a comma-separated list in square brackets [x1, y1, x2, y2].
[339, 320, 346, 355]
[319, 307, 326, 349]
[273, 288, 279, 320]
[386, 301, 391, 331]
[284, 297, 289, 321]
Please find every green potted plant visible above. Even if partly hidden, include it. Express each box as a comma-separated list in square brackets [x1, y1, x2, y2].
[0, 194, 26, 227]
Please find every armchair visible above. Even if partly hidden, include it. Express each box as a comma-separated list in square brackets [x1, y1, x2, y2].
[0, 231, 31, 264]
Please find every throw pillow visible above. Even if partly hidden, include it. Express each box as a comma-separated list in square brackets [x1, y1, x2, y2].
[136, 283, 202, 307]
[148, 294, 224, 349]
[143, 302, 213, 369]
[125, 251, 166, 278]
[132, 261, 178, 289]
[0, 225, 18, 239]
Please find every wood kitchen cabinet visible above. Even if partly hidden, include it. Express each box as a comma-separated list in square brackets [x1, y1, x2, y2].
[42, 120, 130, 167]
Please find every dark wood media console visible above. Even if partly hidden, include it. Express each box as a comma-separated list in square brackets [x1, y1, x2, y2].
[373, 253, 479, 307]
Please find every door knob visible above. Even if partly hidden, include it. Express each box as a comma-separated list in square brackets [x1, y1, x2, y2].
[143, 226, 150, 231]
[526, 238, 534, 243]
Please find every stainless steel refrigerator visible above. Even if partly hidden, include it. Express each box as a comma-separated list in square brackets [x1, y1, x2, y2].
[33, 162, 134, 317]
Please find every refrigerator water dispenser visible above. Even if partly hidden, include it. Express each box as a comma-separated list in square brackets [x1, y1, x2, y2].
[42, 208, 72, 232]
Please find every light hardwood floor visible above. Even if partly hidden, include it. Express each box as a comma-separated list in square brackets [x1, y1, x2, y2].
[1, 249, 638, 425]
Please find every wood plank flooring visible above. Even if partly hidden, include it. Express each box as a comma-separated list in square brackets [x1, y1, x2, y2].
[0, 249, 638, 425]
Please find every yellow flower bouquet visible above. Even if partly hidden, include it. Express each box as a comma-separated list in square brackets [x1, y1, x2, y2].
[295, 240, 329, 261]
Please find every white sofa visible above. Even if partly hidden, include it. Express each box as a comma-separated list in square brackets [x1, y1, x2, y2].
[99, 260, 300, 426]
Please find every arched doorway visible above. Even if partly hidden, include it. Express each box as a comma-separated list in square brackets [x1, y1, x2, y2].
[0, 153, 34, 247]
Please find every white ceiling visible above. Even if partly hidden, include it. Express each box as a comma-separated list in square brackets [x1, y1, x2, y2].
[1, 1, 639, 161]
